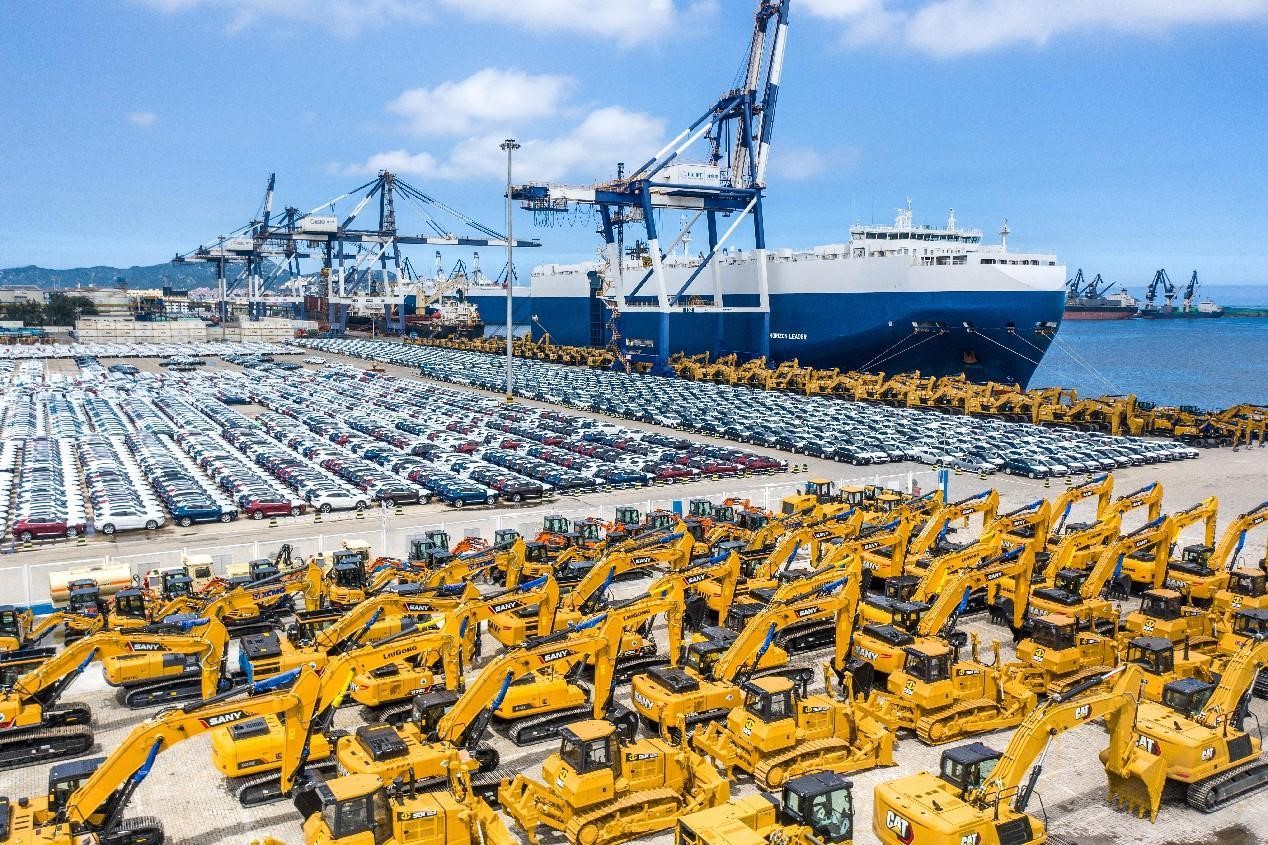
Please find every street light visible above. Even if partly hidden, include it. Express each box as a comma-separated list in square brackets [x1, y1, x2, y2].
[500, 138, 520, 402]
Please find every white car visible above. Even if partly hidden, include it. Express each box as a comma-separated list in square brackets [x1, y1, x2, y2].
[306, 489, 369, 513]
[95, 510, 166, 535]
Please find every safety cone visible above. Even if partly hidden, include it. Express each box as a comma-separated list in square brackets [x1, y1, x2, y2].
[356, 510, 366, 520]
[394, 507, 404, 517]
[314, 513, 323, 524]
[268, 517, 278, 528]
[76, 536, 87, 547]
[1044, 478, 1051, 488]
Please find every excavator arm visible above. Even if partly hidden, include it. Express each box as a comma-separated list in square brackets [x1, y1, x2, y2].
[916, 546, 1029, 638]
[1192, 638, 1268, 730]
[984, 499, 1052, 555]
[1041, 516, 1122, 583]
[559, 533, 691, 615]
[1107, 482, 1164, 524]
[1082, 516, 1173, 599]
[62, 666, 320, 829]
[1169, 497, 1219, 554]
[1213, 502, 1268, 572]
[908, 490, 1000, 558]
[321, 629, 461, 718]
[908, 536, 1003, 604]
[1050, 474, 1113, 536]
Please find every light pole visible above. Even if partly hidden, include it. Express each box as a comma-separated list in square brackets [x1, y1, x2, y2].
[500, 138, 520, 402]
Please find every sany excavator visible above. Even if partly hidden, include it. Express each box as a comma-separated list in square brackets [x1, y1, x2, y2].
[330, 590, 683, 798]
[690, 575, 896, 789]
[1113, 496, 1216, 587]
[1167, 500, 1268, 605]
[1047, 472, 1114, 543]
[630, 575, 860, 735]
[297, 746, 517, 845]
[872, 665, 1167, 845]
[1029, 514, 1121, 590]
[1028, 516, 1174, 628]
[1130, 636, 1268, 812]
[1105, 481, 1165, 529]
[675, 770, 857, 845]
[0, 666, 318, 845]
[0, 616, 230, 771]
[852, 546, 1033, 685]
[905, 490, 1000, 564]
[743, 509, 866, 592]
[0, 604, 102, 654]
[151, 562, 325, 638]
[210, 625, 462, 807]
[859, 536, 1004, 628]
[983, 498, 1052, 558]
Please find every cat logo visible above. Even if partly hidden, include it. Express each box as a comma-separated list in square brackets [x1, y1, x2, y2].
[537, 649, 572, 664]
[1231, 596, 1243, 608]
[960, 834, 980, 845]
[625, 752, 658, 762]
[856, 646, 879, 661]
[555, 770, 567, 788]
[884, 810, 914, 844]
[397, 810, 438, 820]
[1142, 619, 1155, 632]
[1201, 747, 1216, 761]
[1074, 704, 1091, 721]
[1135, 735, 1160, 755]
[128, 642, 163, 652]
[1030, 648, 1046, 663]
[200, 710, 248, 728]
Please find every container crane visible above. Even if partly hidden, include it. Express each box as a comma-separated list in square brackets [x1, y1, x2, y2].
[511, 0, 791, 374]
[1142, 269, 1177, 314]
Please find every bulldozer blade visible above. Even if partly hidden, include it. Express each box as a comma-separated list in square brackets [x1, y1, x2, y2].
[1105, 752, 1166, 822]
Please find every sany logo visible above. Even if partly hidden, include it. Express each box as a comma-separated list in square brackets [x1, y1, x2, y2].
[491, 600, 520, 613]
[128, 642, 164, 652]
[885, 810, 914, 844]
[796, 606, 820, 617]
[856, 646, 879, 661]
[200, 710, 248, 728]
[404, 603, 434, 613]
[537, 649, 571, 664]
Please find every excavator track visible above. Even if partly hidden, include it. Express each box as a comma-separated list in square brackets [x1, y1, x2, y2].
[751, 737, 858, 789]
[507, 704, 638, 746]
[115, 678, 204, 709]
[564, 787, 680, 845]
[101, 815, 164, 845]
[779, 619, 836, 652]
[233, 758, 340, 807]
[0, 723, 94, 771]
[367, 701, 413, 727]
[916, 698, 1012, 745]
[1186, 756, 1268, 812]
[1048, 666, 1115, 697]
[612, 656, 668, 685]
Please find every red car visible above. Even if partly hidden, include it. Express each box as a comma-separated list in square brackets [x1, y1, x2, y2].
[13, 517, 86, 541]
[241, 499, 305, 520]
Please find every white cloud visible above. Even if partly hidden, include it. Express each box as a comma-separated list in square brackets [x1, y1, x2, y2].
[769, 144, 861, 181]
[135, 0, 701, 41]
[388, 69, 574, 137]
[806, 0, 1268, 57]
[127, 111, 157, 127]
[342, 105, 665, 182]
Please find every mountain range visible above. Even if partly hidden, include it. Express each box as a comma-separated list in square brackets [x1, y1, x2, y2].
[0, 262, 219, 291]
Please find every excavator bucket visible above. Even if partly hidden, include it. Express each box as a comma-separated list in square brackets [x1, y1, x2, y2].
[1104, 748, 1167, 821]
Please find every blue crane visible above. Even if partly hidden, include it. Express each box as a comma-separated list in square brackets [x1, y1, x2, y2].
[512, 0, 792, 374]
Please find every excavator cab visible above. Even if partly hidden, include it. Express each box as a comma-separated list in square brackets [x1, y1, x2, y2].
[875, 492, 903, 514]
[883, 575, 920, 604]
[494, 528, 521, 548]
[1160, 677, 1216, 719]
[689, 499, 716, 519]
[112, 587, 149, 621]
[0, 606, 22, 641]
[737, 511, 769, 532]
[741, 676, 795, 724]
[889, 605, 924, 634]
[647, 510, 677, 531]
[902, 644, 953, 684]
[331, 559, 367, 591]
[1228, 568, 1266, 598]
[67, 583, 101, 617]
[160, 569, 194, 600]
[937, 742, 1001, 796]
[542, 515, 571, 536]
[47, 757, 106, 819]
[1126, 637, 1175, 676]
[1231, 609, 1268, 640]
[425, 530, 450, 552]
[682, 638, 727, 677]
[614, 506, 641, 528]
[808, 480, 838, 503]
[249, 558, 279, 582]
[780, 771, 855, 843]
[1029, 615, 1078, 652]
[557, 721, 619, 777]
[1138, 589, 1183, 621]
[713, 505, 738, 525]
[574, 519, 604, 546]
[1171, 543, 1215, 576]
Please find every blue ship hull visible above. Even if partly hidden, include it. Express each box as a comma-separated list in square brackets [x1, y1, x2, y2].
[464, 288, 1064, 386]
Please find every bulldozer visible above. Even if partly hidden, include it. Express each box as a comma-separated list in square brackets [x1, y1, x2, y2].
[0, 665, 317, 845]
[1166, 500, 1268, 604]
[779, 480, 861, 517]
[210, 625, 462, 806]
[1119, 587, 1218, 651]
[1212, 565, 1268, 624]
[630, 574, 859, 734]
[872, 664, 1166, 845]
[1012, 611, 1120, 696]
[676, 770, 856, 845]
[499, 716, 731, 845]
[1129, 636, 1268, 812]
[297, 748, 516, 845]
[1121, 634, 1216, 701]
[319, 541, 376, 608]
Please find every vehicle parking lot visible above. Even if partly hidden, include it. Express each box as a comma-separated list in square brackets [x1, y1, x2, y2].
[301, 338, 1201, 476]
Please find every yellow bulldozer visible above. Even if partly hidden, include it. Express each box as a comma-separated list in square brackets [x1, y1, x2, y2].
[675, 770, 856, 845]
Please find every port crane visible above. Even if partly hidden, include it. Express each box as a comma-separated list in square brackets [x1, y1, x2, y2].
[1143, 269, 1177, 312]
[511, 0, 791, 374]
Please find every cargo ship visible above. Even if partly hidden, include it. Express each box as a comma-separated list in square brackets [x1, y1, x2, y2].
[1137, 269, 1224, 318]
[1063, 269, 1137, 320]
[461, 207, 1067, 385]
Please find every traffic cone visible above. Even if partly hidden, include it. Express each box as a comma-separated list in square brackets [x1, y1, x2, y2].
[269, 517, 278, 528]
[394, 507, 404, 517]
[76, 536, 87, 547]
[314, 513, 323, 524]
[1044, 478, 1051, 488]
[356, 510, 366, 520]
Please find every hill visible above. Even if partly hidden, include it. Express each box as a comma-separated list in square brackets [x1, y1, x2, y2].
[0, 262, 219, 291]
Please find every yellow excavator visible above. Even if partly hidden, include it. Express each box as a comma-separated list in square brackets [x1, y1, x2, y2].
[1130, 636, 1268, 812]
[859, 536, 1004, 628]
[675, 770, 857, 845]
[690, 577, 896, 788]
[872, 664, 1166, 845]
[1046, 472, 1114, 544]
[97, 614, 232, 708]
[779, 479, 862, 517]
[630, 574, 860, 734]
[984, 498, 1052, 556]
[853, 545, 1031, 682]
[1105, 480, 1165, 528]
[297, 747, 517, 845]
[1113, 497, 1215, 587]
[1166, 500, 1268, 604]
[0, 665, 318, 845]
[210, 625, 461, 806]
[0, 616, 230, 771]
[905, 489, 1000, 563]
[1213, 564, 1268, 625]
[0, 604, 102, 654]
[1029, 515, 1121, 589]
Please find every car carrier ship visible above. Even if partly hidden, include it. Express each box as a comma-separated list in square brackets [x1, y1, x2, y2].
[460, 206, 1066, 386]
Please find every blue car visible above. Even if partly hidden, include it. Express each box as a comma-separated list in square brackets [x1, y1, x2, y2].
[170, 501, 238, 527]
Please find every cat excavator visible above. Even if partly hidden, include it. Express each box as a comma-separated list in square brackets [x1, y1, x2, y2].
[297, 747, 517, 845]
[0, 616, 230, 771]
[0, 666, 318, 845]
[210, 626, 461, 806]
[1167, 500, 1268, 605]
[1130, 636, 1268, 812]
[630, 575, 860, 734]
[872, 664, 1167, 845]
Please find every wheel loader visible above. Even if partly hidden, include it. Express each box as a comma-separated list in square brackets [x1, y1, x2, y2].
[630, 574, 859, 734]
[0, 665, 317, 845]
[498, 717, 731, 845]
[0, 616, 229, 771]
[1129, 636, 1268, 812]
[873, 664, 1167, 845]
[676, 770, 856, 845]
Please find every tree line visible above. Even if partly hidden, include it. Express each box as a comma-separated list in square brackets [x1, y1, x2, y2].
[1, 293, 99, 326]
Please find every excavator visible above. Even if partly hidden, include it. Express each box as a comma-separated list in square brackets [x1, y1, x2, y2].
[1028, 515, 1121, 589]
[210, 625, 462, 806]
[331, 590, 683, 797]
[1112, 497, 1216, 587]
[153, 561, 325, 638]
[96, 613, 233, 708]
[1028, 516, 1174, 628]
[780, 479, 857, 516]
[499, 715, 730, 845]
[1046, 472, 1114, 543]
[675, 770, 857, 845]
[1130, 637, 1268, 812]
[852, 546, 1033, 683]
[983, 499, 1052, 557]
[1105, 481, 1165, 529]
[0, 666, 318, 845]
[905, 490, 1000, 564]
[872, 665, 1167, 845]
[1166, 500, 1268, 604]
[630, 575, 859, 734]
[690, 578, 895, 789]
[0, 615, 230, 769]
[0, 604, 102, 654]
[825, 517, 914, 585]
[296, 747, 517, 845]
[858, 537, 1004, 628]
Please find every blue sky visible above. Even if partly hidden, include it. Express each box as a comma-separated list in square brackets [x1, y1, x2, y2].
[2, 0, 1266, 288]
